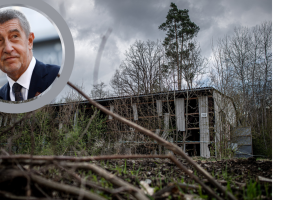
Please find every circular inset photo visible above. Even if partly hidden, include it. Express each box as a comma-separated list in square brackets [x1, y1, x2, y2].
[0, 0, 74, 113]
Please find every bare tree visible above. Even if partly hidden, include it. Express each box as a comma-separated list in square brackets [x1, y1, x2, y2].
[110, 40, 164, 96]
[62, 82, 86, 103]
[181, 42, 208, 89]
[90, 82, 109, 99]
[258, 21, 272, 129]
[209, 21, 272, 156]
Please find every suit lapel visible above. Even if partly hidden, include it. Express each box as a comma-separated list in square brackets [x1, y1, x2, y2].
[28, 60, 48, 99]
[6, 83, 10, 100]
[0, 83, 11, 100]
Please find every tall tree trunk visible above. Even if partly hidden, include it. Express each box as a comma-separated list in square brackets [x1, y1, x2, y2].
[175, 23, 181, 90]
[180, 33, 184, 89]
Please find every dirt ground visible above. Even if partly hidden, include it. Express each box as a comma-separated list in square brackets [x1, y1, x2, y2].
[93, 157, 272, 199]
[0, 157, 272, 200]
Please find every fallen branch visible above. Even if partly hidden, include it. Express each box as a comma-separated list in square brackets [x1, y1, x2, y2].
[67, 81, 237, 200]
[208, 179, 246, 188]
[0, 154, 171, 161]
[0, 169, 106, 200]
[59, 161, 148, 200]
[53, 161, 114, 194]
[111, 186, 135, 194]
[168, 155, 222, 200]
[177, 181, 245, 191]
[152, 183, 179, 199]
[0, 154, 223, 199]
[33, 183, 51, 199]
[257, 176, 272, 184]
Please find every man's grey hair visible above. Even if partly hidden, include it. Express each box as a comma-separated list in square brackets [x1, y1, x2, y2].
[0, 8, 31, 38]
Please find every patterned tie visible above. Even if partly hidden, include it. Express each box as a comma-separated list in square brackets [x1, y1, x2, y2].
[12, 83, 24, 101]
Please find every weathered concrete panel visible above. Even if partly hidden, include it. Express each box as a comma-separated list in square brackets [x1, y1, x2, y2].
[175, 98, 185, 131]
[156, 100, 162, 117]
[199, 96, 210, 158]
[161, 113, 170, 139]
[109, 105, 114, 120]
[132, 103, 138, 121]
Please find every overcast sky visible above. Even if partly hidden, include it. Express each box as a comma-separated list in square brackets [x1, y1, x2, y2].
[43, 0, 272, 101]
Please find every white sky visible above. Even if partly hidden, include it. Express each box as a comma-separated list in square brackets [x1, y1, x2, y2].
[12, 6, 58, 40]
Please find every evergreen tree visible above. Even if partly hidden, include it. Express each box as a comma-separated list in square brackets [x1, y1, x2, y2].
[159, 2, 200, 89]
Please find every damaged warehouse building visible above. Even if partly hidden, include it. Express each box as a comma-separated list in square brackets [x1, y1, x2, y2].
[0, 87, 251, 158]
[62, 87, 238, 158]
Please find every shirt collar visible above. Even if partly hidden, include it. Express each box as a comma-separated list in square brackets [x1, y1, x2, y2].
[7, 57, 36, 90]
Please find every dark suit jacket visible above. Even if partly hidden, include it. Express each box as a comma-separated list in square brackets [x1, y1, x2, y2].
[0, 59, 60, 101]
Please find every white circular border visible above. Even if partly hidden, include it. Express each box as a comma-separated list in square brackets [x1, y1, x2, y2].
[0, 0, 74, 113]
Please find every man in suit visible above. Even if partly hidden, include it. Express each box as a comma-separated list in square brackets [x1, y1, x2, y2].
[0, 9, 60, 101]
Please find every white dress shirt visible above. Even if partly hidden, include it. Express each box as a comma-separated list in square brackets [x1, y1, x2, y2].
[7, 57, 36, 101]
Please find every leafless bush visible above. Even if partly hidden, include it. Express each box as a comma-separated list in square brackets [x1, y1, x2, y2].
[210, 21, 272, 156]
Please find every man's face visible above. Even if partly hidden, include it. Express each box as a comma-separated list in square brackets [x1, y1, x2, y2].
[0, 19, 34, 81]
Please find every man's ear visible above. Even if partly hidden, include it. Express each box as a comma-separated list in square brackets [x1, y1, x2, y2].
[28, 32, 35, 50]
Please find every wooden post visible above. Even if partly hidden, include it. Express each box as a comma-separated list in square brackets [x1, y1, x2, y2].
[156, 100, 162, 117]
[59, 123, 63, 130]
[132, 103, 138, 121]
[73, 109, 78, 128]
[162, 113, 170, 139]
[175, 98, 185, 149]
[184, 91, 189, 153]
[213, 91, 221, 159]
[199, 95, 210, 158]
[175, 98, 185, 131]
